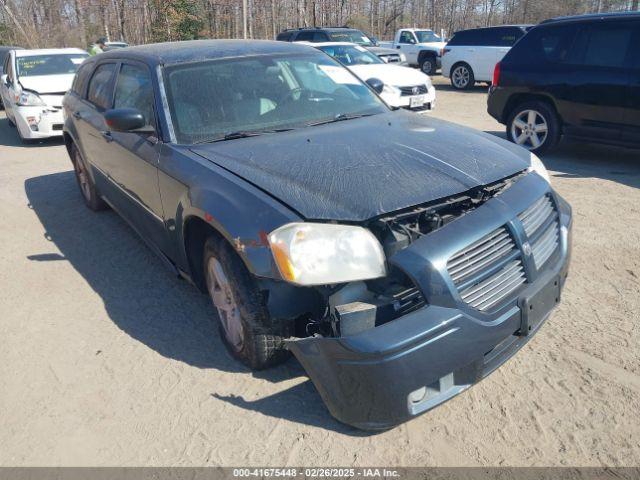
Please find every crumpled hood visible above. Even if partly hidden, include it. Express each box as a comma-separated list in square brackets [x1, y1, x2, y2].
[190, 111, 530, 222]
[18, 74, 75, 95]
[348, 64, 431, 87]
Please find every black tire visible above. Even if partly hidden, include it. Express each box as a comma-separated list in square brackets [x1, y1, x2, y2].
[450, 62, 474, 90]
[203, 236, 291, 370]
[506, 100, 561, 154]
[420, 56, 437, 75]
[70, 143, 107, 211]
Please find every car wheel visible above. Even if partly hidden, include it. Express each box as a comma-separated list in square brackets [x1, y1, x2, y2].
[420, 56, 437, 75]
[203, 236, 291, 370]
[71, 143, 107, 211]
[451, 63, 474, 90]
[506, 101, 560, 154]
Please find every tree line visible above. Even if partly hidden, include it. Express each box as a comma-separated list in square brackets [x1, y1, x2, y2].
[1, 0, 638, 49]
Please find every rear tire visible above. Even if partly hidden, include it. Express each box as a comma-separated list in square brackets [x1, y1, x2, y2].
[420, 56, 437, 75]
[506, 100, 560, 154]
[71, 143, 107, 211]
[450, 63, 474, 90]
[203, 236, 291, 370]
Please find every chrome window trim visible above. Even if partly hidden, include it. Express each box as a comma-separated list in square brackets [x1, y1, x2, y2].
[156, 64, 176, 143]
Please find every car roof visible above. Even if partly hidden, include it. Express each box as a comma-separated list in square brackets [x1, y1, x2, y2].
[15, 48, 88, 57]
[301, 41, 365, 47]
[97, 39, 318, 66]
[454, 24, 533, 33]
[541, 11, 640, 24]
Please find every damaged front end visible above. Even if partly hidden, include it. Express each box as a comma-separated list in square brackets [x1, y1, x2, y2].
[282, 171, 572, 430]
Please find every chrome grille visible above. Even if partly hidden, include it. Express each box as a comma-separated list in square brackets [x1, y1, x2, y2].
[447, 227, 526, 312]
[399, 85, 428, 96]
[518, 195, 560, 269]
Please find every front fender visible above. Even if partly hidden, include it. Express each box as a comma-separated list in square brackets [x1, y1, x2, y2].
[158, 145, 301, 280]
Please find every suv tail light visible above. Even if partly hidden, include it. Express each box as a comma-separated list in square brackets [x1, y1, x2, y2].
[492, 62, 501, 87]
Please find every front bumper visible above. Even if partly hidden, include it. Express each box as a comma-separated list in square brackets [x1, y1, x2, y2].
[383, 85, 437, 112]
[289, 174, 572, 430]
[14, 105, 64, 139]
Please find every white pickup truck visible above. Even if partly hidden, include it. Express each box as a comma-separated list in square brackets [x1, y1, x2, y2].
[378, 29, 447, 75]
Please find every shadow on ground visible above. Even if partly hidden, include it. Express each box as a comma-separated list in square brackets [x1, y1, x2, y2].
[24, 170, 361, 434]
[485, 133, 640, 190]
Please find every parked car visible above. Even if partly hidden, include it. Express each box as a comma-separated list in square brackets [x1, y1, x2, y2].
[62, 40, 572, 430]
[104, 41, 129, 51]
[277, 27, 407, 65]
[378, 28, 447, 75]
[308, 42, 435, 111]
[0, 45, 23, 108]
[442, 25, 531, 90]
[488, 12, 640, 154]
[0, 48, 88, 141]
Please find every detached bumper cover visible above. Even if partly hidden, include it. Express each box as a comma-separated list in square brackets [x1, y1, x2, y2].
[14, 105, 64, 139]
[289, 174, 572, 430]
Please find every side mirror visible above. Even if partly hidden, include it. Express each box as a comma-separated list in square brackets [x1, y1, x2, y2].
[366, 78, 384, 94]
[104, 108, 154, 133]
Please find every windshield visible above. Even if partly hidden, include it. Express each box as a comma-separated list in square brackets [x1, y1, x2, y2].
[164, 52, 388, 144]
[16, 54, 88, 77]
[415, 30, 442, 43]
[328, 30, 374, 46]
[318, 45, 383, 66]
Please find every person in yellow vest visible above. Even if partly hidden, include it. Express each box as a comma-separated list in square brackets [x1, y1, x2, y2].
[88, 37, 107, 56]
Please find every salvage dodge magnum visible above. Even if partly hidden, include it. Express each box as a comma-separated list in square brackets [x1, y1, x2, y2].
[62, 40, 572, 430]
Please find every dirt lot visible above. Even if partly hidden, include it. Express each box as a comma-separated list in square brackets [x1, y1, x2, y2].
[1, 75, 639, 467]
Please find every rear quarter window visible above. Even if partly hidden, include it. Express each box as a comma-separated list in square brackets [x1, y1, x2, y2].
[503, 24, 577, 65]
[567, 22, 635, 69]
[485, 27, 525, 47]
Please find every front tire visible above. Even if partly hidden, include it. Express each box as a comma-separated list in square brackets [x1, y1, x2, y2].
[506, 101, 560, 154]
[203, 236, 291, 370]
[450, 63, 474, 90]
[420, 56, 437, 75]
[71, 144, 107, 211]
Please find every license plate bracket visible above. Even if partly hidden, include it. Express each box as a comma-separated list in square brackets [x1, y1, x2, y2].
[518, 275, 561, 336]
[410, 95, 426, 108]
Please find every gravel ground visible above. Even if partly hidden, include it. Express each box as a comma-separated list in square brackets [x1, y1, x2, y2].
[0, 75, 639, 466]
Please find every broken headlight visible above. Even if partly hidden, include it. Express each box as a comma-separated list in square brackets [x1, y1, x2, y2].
[268, 223, 386, 286]
[17, 91, 46, 107]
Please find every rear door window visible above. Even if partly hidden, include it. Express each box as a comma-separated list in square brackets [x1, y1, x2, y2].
[568, 22, 634, 69]
[87, 63, 116, 109]
[294, 31, 316, 42]
[486, 27, 525, 47]
[113, 63, 155, 127]
[276, 32, 293, 41]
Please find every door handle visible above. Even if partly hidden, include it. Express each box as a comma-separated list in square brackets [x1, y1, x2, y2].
[396, 46, 401, 49]
[72, 111, 82, 120]
[100, 131, 113, 142]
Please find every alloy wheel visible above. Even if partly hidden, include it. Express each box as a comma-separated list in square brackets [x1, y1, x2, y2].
[207, 257, 244, 352]
[421, 60, 433, 74]
[73, 151, 91, 201]
[510, 110, 549, 150]
[452, 66, 470, 89]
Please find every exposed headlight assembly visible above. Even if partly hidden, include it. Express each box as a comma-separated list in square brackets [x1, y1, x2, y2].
[528, 152, 551, 184]
[268, 223, 387, 286]
[382, 84, 401, 97]
[16, 90, 46, 107]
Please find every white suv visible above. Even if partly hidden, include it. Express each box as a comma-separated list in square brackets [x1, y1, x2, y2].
[0, 48, 88, 142]
[441, 25, 531, 90]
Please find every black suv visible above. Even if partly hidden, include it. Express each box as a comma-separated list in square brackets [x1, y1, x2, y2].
[277, 26, 404, 64]
[488, 12, 640, 153]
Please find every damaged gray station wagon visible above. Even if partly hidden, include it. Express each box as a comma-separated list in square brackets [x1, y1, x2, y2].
[62, 40, 572, 430]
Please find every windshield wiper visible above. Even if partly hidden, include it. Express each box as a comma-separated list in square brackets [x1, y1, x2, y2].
[306, 113, 376, 127]
[196, 128, 296, 144]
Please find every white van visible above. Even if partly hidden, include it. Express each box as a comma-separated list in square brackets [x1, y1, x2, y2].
[441, 25, 531, 90]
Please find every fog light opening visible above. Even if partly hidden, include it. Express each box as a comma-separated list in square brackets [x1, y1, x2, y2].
[408, 386, 427, 404]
